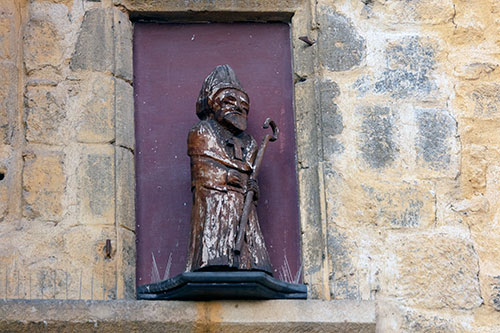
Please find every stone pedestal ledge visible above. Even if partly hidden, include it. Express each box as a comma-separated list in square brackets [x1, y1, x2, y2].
[0, 299, 375, 332]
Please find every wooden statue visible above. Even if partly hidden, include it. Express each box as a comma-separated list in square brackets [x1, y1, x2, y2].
[186, 65, 276, 275]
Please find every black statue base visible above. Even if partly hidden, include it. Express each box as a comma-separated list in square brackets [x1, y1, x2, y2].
[137, 271, 307, 300]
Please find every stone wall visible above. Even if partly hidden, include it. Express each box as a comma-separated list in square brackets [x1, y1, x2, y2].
[0, 0, 499, 331]
[0, 0, 134, 300]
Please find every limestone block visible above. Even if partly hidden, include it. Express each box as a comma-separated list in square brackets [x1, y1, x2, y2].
[456, 82, 500, 119]
[462, 118, 500, 146]
[24, 86, 66, 145]
[454, 62, 498, 81]
[115, 78, 134, 150]
[78, 145, 114, 225]
[23, 19, 63, 74]
[320, 79, 344, 158]
[0, 63, 16, 145]
[71, 9, 113, 73]
[382, 233, 482, 310]
[374, 37, 436, 99]
[319, 7, 365, 72]
[0, 16, 13, 61]
[376, 300, 472, 332]
[0, 149, 10, 221]
[326, 227, 364, 300]
[484, 275, 500, 311]
[114, 0, 299, 12]
[294, 79, 325, 299]
[0, 299, 376, 331]
[22, 150, 65, 221]
[331, 176, 435, 229]
[113, 9, 133, 82]
[359, 106, 398, 169]
[50, 225, 118, 300]
[461, 144, 489, 196]
[415, 108, 459, 176]
[364, 0, 455, 25]
[76, 73, 115, 143]
[117, 227, 135, 299]
[115, 147, 134, 231]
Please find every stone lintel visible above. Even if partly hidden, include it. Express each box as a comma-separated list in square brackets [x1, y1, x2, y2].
[0, 299, 375, 332]
[128, 11, 294, 23]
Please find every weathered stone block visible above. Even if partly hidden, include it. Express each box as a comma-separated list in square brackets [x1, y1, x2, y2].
[23, 19, 63, 74]
[332, 177, 435, 229]
[0, 17, 13, 61]
[71, 9, 113, 73]
[0, 155, 8, 222]
[359, 106, 398, 169]
[374, 37, 436, 98]
[320, 79, 344, 158]
[115, 78, 134, 150]
[78, 146, 114, 225]
[114, 9, 133, 82]
[117, 227, 135, 299]
[462, 118, 500, 146]
[457, 83, 500, 119]
[0, 63, 16, 145]
[116, 147, 134, 231]
[114, 0, 299, 13]
[294, 79, 325, 299]
[454, 62, 498, 80]
[327, 228, 360, 300]
[383, 233, 482, 309]
[377, 301, 472, 332]
[22, 151, 65, 221]
[76, 73, 115, 143]
[361, 180, 434, 229]
[60, 225, 117, 300]
[366, 0, 455, 25]
[24, 86, 66, 145]
[319, 8, 365, 72]
[415, 108, 458, 172]
[461, 144, 489, 196]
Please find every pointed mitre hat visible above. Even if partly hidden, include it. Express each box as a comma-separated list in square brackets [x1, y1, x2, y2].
[196, 64, 248, 120]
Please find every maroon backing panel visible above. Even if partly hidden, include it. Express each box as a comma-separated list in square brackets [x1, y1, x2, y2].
[134, 23, 301, 286]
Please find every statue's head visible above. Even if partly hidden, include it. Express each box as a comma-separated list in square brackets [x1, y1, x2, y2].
[196, 65, 250, 134]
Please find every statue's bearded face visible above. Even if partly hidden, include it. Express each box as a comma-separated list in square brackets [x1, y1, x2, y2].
[212, 88, 249, 134]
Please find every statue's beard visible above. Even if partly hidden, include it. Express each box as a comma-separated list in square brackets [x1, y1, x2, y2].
[222, 113, 247, 133]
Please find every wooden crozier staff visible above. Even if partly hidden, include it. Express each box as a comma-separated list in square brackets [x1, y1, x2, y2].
[234, 118, 279, 255]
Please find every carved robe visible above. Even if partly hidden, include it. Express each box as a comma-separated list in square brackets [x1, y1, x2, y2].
[186, 119, 273, 275]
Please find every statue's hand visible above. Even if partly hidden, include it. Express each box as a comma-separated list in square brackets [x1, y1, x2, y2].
[247, 179, 259, 201]
[227, 169, 244, 188]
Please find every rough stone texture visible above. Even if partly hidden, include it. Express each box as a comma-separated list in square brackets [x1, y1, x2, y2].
[71, 9, 113, 73]
[382, 233, 483, 310]
[0, 63, 16, 145]
[24, 86, 66, 145]
[22, 151, 65, 221]
[359, 106, 397, 169]
[114, 9, 133, 82]
[115, 78, 134, 150]
[77, 146, 115, 226]
[374, 37, 436, 98]
[0, 299, 376, 332]
[115, 147, 134, 231]
[76, 73, 115, 143]
[117, 227, 136, 299]
[416, 108, 457, 171]
[319, 8, 365, 72]
[23, 19, 63, 74]
[320, 79, 344, 157]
